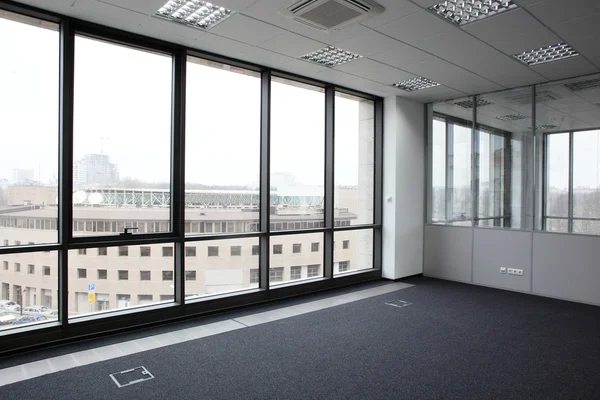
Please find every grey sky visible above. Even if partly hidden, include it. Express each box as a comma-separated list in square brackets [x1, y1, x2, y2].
[0, 16, 364, 189]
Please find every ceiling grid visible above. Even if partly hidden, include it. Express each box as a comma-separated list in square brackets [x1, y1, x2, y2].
[7, 0, 600, 102]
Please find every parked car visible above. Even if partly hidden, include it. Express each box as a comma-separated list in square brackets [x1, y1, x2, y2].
[4, 304, 20, 312]
[11, 314, 47, 325]
[0, 311, 16, 325]
[23, 306, 50, 314]
[0, 300, 18, 309]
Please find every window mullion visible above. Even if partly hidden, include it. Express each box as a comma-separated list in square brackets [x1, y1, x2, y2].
[568, 131, 574, 233]
[58, 19, 75, 327]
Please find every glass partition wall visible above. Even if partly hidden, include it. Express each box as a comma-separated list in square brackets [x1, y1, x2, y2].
[0, 4, 382, 353]
[428, 74, 600, 236]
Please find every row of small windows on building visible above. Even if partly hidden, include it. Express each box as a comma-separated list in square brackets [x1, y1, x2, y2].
[1, 218, 351, 233]
[76, 268, 196, 281]
[0, 218, 56, 230]
[70, 241, 349, 257]
[2, 261, 51, 276]
[249, 265, 321, 283]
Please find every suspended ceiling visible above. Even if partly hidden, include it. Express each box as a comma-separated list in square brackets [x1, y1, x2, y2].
[10, 0, 600, 103]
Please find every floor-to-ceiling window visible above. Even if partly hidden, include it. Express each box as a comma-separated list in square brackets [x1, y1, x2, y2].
[0, 9, 59, 330]
[0, 3, 382, 350]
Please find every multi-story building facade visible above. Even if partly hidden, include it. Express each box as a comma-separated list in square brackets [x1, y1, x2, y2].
[73, 154, 119, 188]
[0, 187, 371, 321]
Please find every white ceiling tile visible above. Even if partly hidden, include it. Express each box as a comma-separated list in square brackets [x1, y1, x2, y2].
[335, 30, 400, 57]
[399, 57, 502, 94]
[486, 28, 562, 55]
[278, 59, 329, 77]
[531, 56, 599, 81]
[333, 58, 394, 77]
[209, 14, 285, 46]
[410, 0, 441, 8]
[401, 85, 467, 103]
[194, 33, 255, 57]
[552, 12, 600, 43]
[314, 69, 360, 87]
[412, 29, 546, 87]
[375, 10, 457, 46]
[239, 47, 296, 69]
[526, 0, 600, 26]
[566, 37, 600, 69]
[11, 0, 77, 13]
[258, 32, 325, 58]
[513, 0, 543, 6]
[210, 0, 261, 12]
[354, 79, 398, 97]
[95, 0, 167, 15]
[359, 0, 421, 28]
[462, 8, 543, 44]
[369, 43, 434, 68]
[363, 65, 415, 85]
[95, 0, 260, 14]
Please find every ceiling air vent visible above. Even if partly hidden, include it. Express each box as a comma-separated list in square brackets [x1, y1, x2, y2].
[506, 91, 560, 105]
[279, 0, 384, 31]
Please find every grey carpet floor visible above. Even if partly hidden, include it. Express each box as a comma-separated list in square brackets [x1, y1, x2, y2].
[3, 277, 600, 400]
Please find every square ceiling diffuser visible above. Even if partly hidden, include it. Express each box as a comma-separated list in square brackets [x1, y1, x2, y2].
[154, 0, 233, 30]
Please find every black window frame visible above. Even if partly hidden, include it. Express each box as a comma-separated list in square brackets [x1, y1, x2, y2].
[0, 2, 383, 356]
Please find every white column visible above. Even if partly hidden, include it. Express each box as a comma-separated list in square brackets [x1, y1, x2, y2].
[382, 96, 425, 279]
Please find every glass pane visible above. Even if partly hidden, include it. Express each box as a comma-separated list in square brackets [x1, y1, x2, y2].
[68, 244, 174, 318]
[546, 133, 569, 218]
[432, 98, 473, 226]
[270, 233, 323, 285]
[271, 78, 324, 231]
[573, 130, 600, 218]
[477, 130, 507, 227]
[73, 36, 172, 236]
[545, 218, 568, 233]
[185, 237, 259, 298]
[185, 58, 260, 235]
[335, 92, 374, 225]
[573, 220, 600, 235]
[451, 123, 472, 223]
[474, 88, 535, 230]
[0, 251, 59, 331]
[431, 118, 446, 222]
[334, 229, 373, 275]
[0, 11, 59, 247]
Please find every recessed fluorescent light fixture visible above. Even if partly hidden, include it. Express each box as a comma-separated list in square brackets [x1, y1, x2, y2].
[496, 113, 528, 121]
[454, 98, 493, 109]
[392, 77, 440, 92]
[514, 43, 579, 66]
[564, 78, 600, 92]
[429, 0, 517, 26]
[300, 46, 362, 67]
[154, 0, 233, 31]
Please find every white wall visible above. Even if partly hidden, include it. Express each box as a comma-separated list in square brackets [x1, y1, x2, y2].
[382, 96, 425, 280]
[424, 225, 600, 306]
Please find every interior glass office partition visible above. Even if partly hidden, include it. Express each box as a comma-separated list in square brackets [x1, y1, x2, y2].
[475, 88, 535, 230]
[540, 74, 600, 235]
